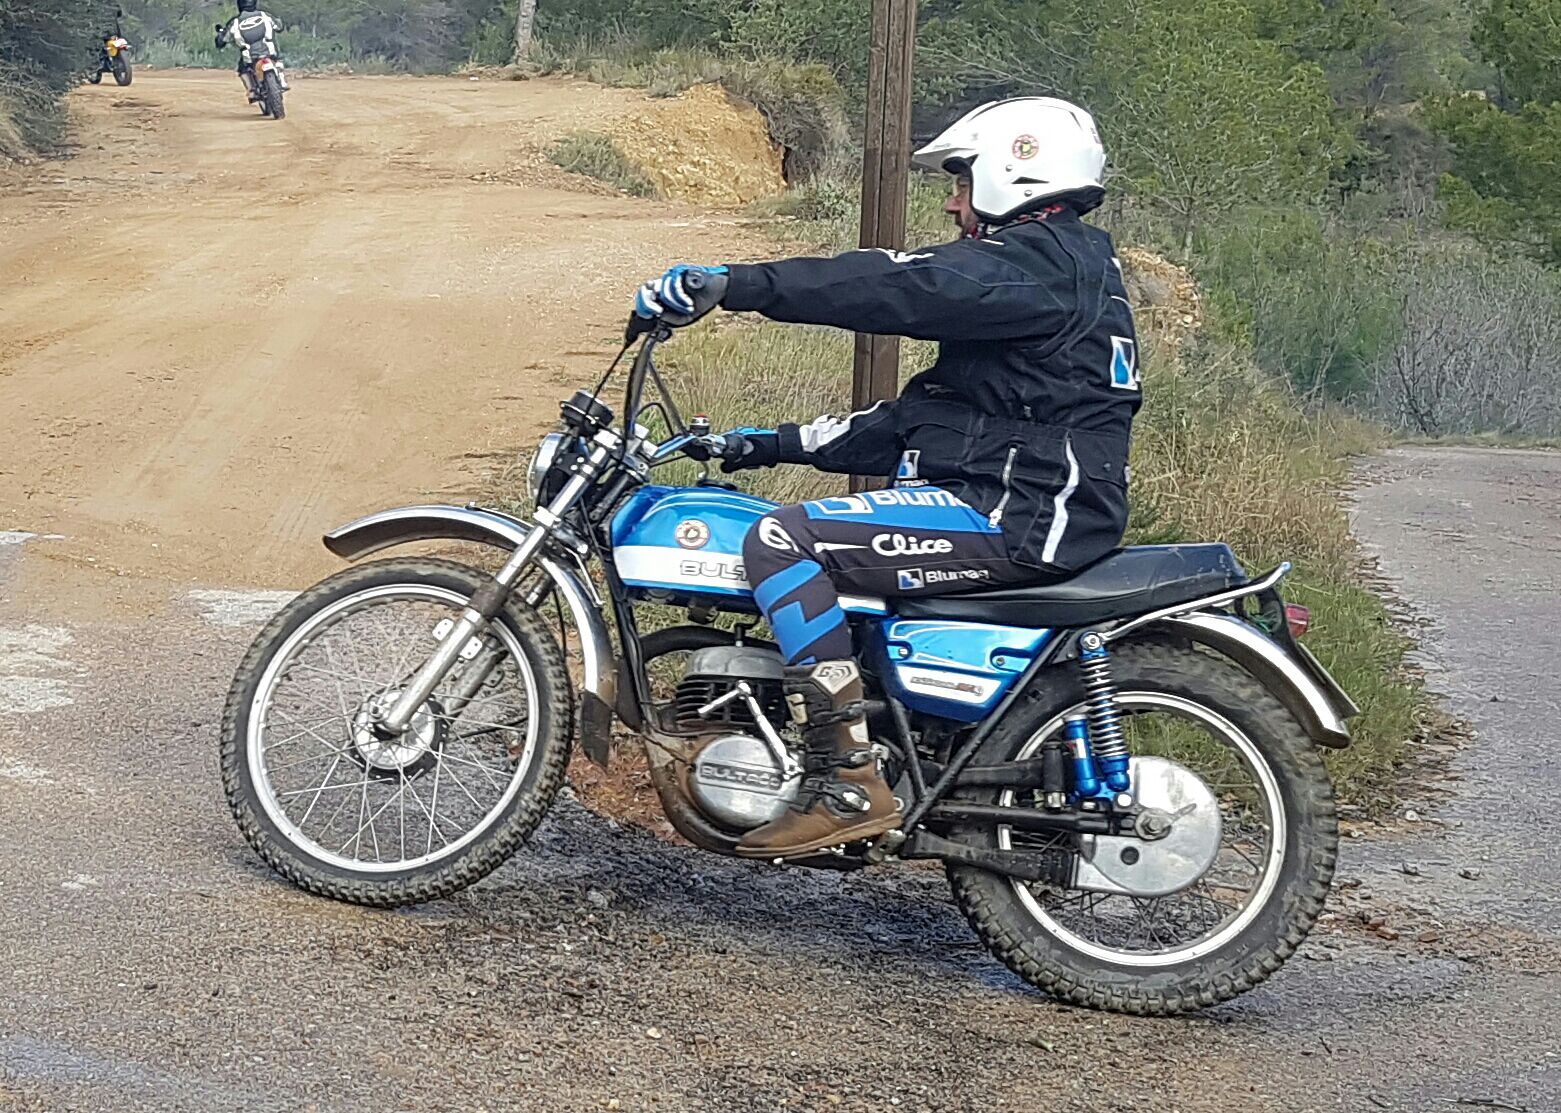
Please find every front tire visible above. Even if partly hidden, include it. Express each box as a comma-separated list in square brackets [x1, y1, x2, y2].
[220, 558, 573, 907]
[947, 637, 1338, 1014]
[112, 57, 132, 86]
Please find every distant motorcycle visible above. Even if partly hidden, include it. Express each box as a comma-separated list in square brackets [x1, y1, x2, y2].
[215, 18, 286, 120]
[220, 294, 1360, 1015]
[89, 35, 133, 87]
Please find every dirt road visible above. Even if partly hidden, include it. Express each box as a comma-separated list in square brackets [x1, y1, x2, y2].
[0, 69, 756, 596]
[1, 76, 1558, 1112]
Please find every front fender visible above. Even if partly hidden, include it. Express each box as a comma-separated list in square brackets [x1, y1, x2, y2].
[1155, 612, 1356, 748]
[324, 505, 618, 765]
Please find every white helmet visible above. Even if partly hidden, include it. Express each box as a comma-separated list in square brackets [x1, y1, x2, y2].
[912, 97, 1106, 222]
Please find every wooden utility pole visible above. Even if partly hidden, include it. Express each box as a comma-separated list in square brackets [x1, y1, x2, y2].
[852, 0, 916, 489]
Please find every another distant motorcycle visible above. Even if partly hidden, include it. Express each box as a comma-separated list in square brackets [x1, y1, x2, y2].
[89, 34, 133, 87]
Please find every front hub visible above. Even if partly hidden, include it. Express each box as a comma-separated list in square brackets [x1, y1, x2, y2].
[352, 692, 446, 776]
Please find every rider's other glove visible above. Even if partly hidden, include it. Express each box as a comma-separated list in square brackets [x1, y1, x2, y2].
[685, 429, 782, 473]
[633, 265, 729, 327]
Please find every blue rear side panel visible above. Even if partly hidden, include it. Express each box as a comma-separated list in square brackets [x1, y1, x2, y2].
[875, 619, 1053, 722]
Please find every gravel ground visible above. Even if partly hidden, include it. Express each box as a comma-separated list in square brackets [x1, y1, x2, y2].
[2, 445, 1559, 1111]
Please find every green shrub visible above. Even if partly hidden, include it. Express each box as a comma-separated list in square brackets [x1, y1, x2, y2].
[1197, 208, 1402, 402]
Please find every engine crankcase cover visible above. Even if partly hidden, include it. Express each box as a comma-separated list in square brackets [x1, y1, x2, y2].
[1073, 756, 1223, 898]
[691, 732, 799, 830]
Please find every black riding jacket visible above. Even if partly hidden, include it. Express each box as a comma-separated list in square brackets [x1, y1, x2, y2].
[721, 206, 1140, 573]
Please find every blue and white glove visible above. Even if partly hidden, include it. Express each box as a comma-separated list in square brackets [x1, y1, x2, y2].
[683, 427, 782, 472]
[632, 264, 730, 325]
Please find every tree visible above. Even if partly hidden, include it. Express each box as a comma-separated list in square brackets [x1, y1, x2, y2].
[512, 0, 536, 61]
[1429, 95, 1561, 266]
[1472, 0, 1561, 106]
[1088, 0, 1343, 253]
[1429, 0, 1561, 266]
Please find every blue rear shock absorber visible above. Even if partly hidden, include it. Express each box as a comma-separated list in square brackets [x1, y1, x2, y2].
[1079, 633, 1132, 794]
[1063, 715, 1101, 798]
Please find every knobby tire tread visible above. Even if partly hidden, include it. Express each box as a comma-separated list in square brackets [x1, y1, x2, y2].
[220, 558, 573, 908]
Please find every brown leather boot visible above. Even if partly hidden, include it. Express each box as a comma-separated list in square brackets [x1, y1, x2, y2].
[735, 660, 901, 859]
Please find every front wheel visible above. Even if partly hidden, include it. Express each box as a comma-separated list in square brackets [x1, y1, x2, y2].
[220, 558, 573, 907]
[947, 637, 1338, 1014]
[112, 57, 132, 85]
[262, 71, 285, 119]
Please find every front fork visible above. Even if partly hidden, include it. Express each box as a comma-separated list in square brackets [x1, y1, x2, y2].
[371, 435, 615, 736]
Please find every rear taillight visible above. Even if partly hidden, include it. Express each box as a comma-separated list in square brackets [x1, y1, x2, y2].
[1284, 604, 1311, 638]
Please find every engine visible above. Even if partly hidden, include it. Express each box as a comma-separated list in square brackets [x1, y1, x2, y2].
[674, 645, 802, 830]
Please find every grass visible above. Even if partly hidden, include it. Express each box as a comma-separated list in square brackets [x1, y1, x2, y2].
[548, 131, 660, 198]
[650, 311, 1426, 807]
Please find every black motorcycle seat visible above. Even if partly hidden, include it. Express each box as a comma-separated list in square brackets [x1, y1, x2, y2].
[890, 544, 1248, 629]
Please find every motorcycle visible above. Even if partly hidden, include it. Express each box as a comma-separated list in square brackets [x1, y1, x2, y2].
[217, 22, 286, 120]
[220, 298, 1358, 1014]
[89, 35, 133, 87]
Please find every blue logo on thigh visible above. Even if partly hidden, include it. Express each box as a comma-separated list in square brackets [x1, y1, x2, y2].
[897, 569, 924, 591]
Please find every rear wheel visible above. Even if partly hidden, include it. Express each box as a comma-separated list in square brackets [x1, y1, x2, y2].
[946, 637, 1337, 1014]
[112, 57, 132, 86]
[263, 71, 285, 119]
[88, 70, 103, 85]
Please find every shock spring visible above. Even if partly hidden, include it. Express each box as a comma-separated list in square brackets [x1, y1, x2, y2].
[1079, 633, 1131, 794]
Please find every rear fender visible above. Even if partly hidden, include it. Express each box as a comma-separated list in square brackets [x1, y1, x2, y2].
[1152, 612, 1356, 748]
[324, 504, 618, 766]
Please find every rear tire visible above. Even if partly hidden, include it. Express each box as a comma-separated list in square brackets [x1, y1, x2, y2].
[89, 70, 103, 85]
[263, 71, 285, 120]
[113, 57, 132, 86]
[946, 637, 1338, 1014]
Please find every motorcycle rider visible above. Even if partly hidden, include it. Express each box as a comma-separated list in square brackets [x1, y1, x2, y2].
[215, 0, 289, 101]
[632, 97, 1140, 858]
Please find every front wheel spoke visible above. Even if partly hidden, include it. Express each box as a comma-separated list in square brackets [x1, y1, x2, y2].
[265, 743, 359, 775]
[437, 750, 511, 793]
[289, 660, 389, 690]
[336, 774, 419, 855]
[290, 753, 347, 825]
[281, 775, 371, 802]
[434, 753, 496, 811]
[425, 748, 445, 855]
[309, 776, 361, 840]
[437, 711, 527, 734]
[351, 774, 372, 860]
[262, 715, 348, 751]
[402, 773, 449, 849]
